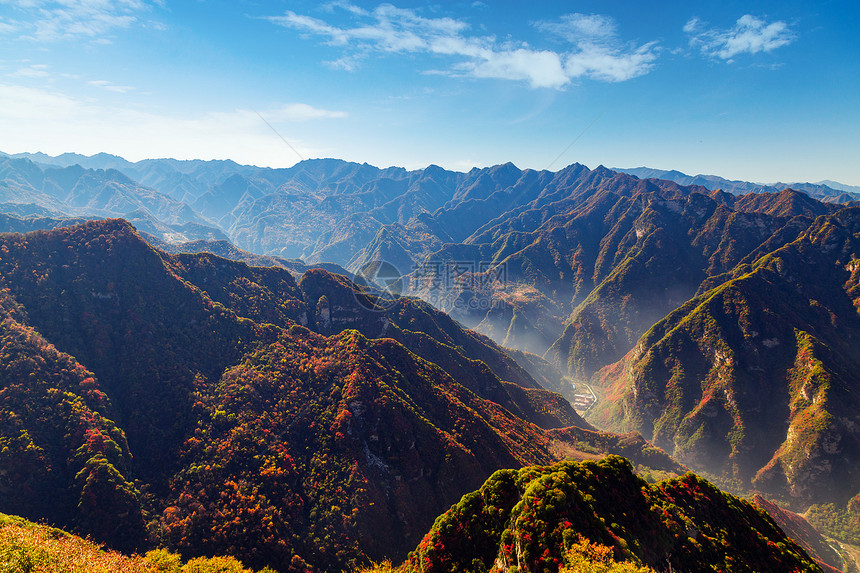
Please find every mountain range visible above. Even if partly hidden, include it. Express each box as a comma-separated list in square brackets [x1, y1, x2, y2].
[0, 218, 688, 571]
[614, 166, 860, 204]
[2, 151, 860, 571]
[4, 151, 858, 263]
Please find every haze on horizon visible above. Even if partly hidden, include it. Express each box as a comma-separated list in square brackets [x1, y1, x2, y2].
[0, 0, 858, 186]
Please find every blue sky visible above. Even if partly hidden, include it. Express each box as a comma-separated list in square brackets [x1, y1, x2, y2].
[1, 1, 858, 185]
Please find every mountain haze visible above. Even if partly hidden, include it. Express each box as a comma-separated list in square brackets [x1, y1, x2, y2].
[615, 166, 860, 203]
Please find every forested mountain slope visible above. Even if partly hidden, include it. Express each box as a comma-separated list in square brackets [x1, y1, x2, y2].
[591, 208, 860, 508]
[401, 456, 824, 573]
[0, 219, 680, 571]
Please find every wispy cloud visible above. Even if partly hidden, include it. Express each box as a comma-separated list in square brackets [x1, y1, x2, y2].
[535, 13, 659, 82]
[0, 82, 347, 166]
[0, 18, 20, 34]
[211, 104, 348, 126]
[685, 15, 795, 61]
[267, 4, 659, 89]
[88, 79, 136, 93]
[1, 0, 161, 42]
[325, 54, 365, 72]
[10, 63, 51, 78]
[536, 13, 618, 44]
[6, 63, 137, 91]
[265, 103, 348, 122]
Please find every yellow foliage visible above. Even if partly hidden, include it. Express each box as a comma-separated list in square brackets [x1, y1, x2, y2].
[0, 517, 258, 573]
[560, 536, 656, 573]
[144, 549, 183, 572]
[354, 559, 399, 573]
[180, 555, 253, 573]
[0, 522, 151, 573]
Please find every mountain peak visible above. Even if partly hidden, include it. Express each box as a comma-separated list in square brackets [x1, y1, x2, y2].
[493, 160, 519, 171]
[403, 456, 822, 573]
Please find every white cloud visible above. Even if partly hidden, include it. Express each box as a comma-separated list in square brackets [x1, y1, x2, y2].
[2, 0, 160, 42]
[10, 63, 51, 78]
[233, 103, 348, 123]
[682, 18, 700, 34]
[0, 83, 348, 167]
[536, 13, 659, 82]
[321, 1, 368, 17]
[0, 18, 20, 34]
[456, 48, 567, 88]
[685, 15, 795, 60]
[325, 54, 365, 71]
[268, 5, 659, 89]
[88, 79, 135, 93]
[536, 13, 617, 44]
[564, 43, 658, 82]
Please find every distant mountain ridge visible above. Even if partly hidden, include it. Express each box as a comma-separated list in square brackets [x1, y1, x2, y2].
[818, 179, 860, 194]
[0, 155, 225, 244]
[615, 165, 860, 203]
[5, 151, 856, 267]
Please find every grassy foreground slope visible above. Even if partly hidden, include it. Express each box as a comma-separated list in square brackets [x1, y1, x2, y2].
[0, 512, 269, 573]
